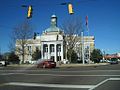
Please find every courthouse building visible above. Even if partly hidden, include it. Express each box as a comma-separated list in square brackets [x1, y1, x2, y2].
[15, 15, 95, 63]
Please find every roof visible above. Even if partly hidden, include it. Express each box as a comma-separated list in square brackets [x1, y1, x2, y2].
[45, 26, 61, 32]
[45, 14, 61, 32]
[51, 15, 56, 18]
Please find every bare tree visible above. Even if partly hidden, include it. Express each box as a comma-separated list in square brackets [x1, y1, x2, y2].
[8, 37, 16, 52]
[61, 17, 83, 63]
[12, 21, 33, 64]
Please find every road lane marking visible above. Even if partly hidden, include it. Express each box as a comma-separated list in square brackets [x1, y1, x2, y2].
[1, 73, 120, 77]
[1, 78, 120, 89]
[0, 70, 120, 72]
[89, 78, 120, 90]
[24, 74, 120, 77]
[0, 73, 25, 75]
[89, 78, 109, 90]
[109, 78, 120, 80]
[5, 82, 95, 89]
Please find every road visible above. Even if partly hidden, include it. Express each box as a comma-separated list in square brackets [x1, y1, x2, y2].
[0, 63, 120, 90]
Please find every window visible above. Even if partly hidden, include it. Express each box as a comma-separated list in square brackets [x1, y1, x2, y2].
[28, 46, 32, 51]
[45, 46, 48, 52]
[57, 44, 61, 52]
[50, 45, 54, 52]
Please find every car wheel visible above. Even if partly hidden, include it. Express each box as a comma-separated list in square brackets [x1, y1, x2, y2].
[43, 64, 46, 68]
[37, 65, 39, 68]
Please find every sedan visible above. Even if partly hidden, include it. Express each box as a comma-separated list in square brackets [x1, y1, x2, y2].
[37, 60, 56, 68]
[109, 58, 118, 64]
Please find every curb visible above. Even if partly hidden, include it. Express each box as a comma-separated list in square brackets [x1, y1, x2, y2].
[58, 63, 109, 68]
[8, 64, 36, 68]
[7, 63, 109, 68]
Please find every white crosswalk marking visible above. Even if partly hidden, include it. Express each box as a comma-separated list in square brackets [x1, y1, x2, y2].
[5, 82, 95, 89]
[1, 78, 120, 89]
[89, 78, 120, 90]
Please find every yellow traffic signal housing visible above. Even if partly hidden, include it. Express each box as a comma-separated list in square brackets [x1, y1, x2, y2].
[68, 3, 74, 14]
[27, 5, 32, 19]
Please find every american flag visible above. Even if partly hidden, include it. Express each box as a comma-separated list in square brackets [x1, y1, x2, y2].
[85, 16, 88, 27]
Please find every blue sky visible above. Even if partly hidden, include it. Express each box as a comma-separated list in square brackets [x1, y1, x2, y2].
[0, 0, 120, 54]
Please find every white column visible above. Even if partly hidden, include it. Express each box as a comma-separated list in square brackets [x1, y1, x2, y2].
[54, 44, 57, 62]
[65, 44, 68, 61]
[41, 43, 43, 59]
[61, 43, 64, 62]
[88, 43, 91, 64]
[48, 44, 50, 59]
[81, 32, 85, 64]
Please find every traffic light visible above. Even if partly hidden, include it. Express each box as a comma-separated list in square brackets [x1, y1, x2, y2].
[33, 32, 36, 39]
[27, 5, 32, 19]
[68, 3, 74, 14]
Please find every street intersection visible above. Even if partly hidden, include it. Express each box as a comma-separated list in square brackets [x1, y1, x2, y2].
[0, 63, 120, 90]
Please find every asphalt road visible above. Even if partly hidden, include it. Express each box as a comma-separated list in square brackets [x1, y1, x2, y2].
[0, 63, 120, 90]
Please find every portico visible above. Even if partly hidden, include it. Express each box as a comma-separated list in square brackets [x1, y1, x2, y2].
[41, 42, 64, 62]
[41, 15, 64, 62]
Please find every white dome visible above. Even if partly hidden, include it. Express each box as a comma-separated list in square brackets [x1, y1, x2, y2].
[51, 15, 56, 18]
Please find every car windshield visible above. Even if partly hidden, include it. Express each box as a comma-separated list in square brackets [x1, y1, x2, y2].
[111, 58, 118, 61]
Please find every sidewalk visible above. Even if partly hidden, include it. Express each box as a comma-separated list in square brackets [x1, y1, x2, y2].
[58, 63, 109, 68]
[8, 64, 36, 68]
[8, 63, 109, 68]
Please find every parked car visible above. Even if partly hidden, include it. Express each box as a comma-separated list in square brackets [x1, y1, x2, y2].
[109, 58, 118, 64]
[100, 59, 107, 63]
[37, 59, 56, 68]
[29, 60, 37, 64]
[0, 61, 7, 66]
[62, 59, 69, 64]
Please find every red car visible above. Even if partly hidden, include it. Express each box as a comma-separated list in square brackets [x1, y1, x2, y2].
[37, 60, 56, 68]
